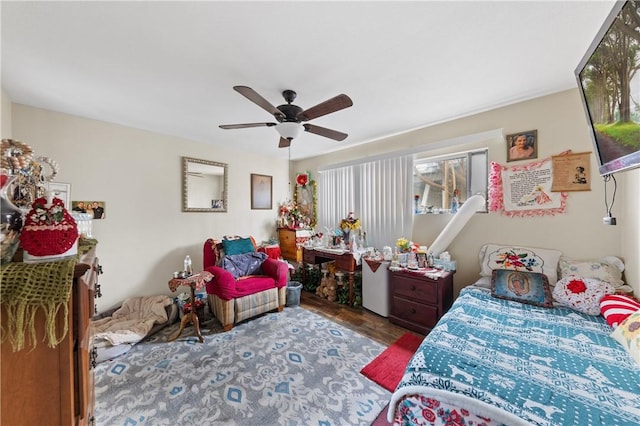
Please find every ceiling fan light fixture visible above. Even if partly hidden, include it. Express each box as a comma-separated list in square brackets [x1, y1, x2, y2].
[275, 122, 302, 140]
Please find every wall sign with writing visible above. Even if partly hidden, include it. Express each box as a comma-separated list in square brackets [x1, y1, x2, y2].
[489, 158, 568, 217]
[551, 152, 591, 192]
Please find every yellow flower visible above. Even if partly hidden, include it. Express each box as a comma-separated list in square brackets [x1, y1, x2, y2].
[340, 212, 360, 231]
[396, 238, 411, 251]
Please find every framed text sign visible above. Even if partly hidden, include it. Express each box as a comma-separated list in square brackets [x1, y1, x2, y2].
[551, 152, 591, 192]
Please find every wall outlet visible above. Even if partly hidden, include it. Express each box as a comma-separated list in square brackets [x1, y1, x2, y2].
[603, 216, 617, 225]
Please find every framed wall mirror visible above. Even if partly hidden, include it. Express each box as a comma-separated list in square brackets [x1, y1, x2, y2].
[182, 157, 228, 212]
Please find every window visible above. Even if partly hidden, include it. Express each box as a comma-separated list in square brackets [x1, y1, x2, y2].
[413, 149, 487, 214]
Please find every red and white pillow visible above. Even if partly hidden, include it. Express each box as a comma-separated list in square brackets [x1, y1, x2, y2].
[553, 275, 614, 315]
[600, 294, 640, 328]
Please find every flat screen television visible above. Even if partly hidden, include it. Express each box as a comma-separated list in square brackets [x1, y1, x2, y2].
[575, 0, 640, 176]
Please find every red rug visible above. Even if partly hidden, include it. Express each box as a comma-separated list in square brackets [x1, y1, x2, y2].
[360, 332, 423, 392]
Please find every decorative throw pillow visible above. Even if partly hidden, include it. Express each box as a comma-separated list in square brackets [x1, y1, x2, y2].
[552, 275, 615, 315]
[479, 244, 562, 285]
[223, 252, 268, 279]
[558, 256, 625, 288]
[600, 294, 640, 328]
[491, 269, 553, 308]
[222, 237, 255, 256]
[610, 309, 640, 366]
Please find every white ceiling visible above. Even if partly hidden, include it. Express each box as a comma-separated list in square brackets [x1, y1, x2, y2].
[1, 1, 616, 160]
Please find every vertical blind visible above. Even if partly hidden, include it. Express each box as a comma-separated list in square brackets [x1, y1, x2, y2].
[319, 154, 414, 249]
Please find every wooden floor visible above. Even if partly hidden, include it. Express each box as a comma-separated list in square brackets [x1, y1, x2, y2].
[299, 290, 423, 347]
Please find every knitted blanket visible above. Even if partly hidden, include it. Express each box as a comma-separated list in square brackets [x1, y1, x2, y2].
[0, 258, 76, 351]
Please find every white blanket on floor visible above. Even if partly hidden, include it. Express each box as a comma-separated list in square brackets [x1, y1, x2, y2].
[93, 295, 173, 346]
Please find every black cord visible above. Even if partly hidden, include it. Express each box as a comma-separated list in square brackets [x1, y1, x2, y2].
[603, 174, 617, 217]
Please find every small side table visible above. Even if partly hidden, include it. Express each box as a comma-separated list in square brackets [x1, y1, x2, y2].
[167, 271, 213, 343]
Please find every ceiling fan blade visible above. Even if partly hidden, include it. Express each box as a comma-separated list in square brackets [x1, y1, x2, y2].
[233, 86, 284, 118]
[303, 124, 348, 141]
[279, 137, 291, 148]
[219, 122, 276, 130]
[297, 94, 353, 122]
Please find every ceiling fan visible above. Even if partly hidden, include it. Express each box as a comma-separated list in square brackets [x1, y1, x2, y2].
[219, 86, 353, 148]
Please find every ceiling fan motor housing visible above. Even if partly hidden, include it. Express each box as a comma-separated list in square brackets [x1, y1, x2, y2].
[277, 103, 303, 122]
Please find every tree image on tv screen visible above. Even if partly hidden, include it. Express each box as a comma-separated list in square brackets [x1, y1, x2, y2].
[580, 1, 640, 165]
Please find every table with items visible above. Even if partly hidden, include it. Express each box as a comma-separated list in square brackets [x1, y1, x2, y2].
[167, 270, 213, 343]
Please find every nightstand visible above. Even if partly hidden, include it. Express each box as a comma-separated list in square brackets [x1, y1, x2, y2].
[388, 268, 454, 334]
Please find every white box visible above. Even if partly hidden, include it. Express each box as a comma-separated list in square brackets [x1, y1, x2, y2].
[362, 260, 390, 317]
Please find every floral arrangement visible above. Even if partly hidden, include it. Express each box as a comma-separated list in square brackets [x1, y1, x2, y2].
[396, 237, 418, 253]
[278, 199, 304, 228]
[296, 171, 310, 187]
[340, 211, 361, 231]
[28, 197, 65, 225]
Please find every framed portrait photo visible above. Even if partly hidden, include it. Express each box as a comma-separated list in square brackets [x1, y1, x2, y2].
[506, 129, 538, 162]
[250, 174, 272, 210]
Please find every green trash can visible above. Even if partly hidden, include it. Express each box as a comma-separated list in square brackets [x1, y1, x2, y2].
[286, 281, 303, 307]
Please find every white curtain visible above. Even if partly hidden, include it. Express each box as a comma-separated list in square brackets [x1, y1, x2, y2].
[318, 166, 355, 234]
[319, 155, 414, 249]
[357, 155, 414, 248]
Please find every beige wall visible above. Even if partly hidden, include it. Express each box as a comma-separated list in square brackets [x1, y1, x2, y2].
[1, 88, 11, 137]
[9, 103, 289, 311]
[4, 88, 639, 309]
[294, 89, 639, 296]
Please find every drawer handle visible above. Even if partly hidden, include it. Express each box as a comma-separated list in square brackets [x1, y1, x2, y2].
[411, 308, 416, 314]
[411, 285, 416, 291]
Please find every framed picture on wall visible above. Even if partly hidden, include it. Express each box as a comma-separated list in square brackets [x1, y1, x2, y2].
[250, 174, 272, 210]
[506, 130, 538, 162]
[551, 151, 592, 192]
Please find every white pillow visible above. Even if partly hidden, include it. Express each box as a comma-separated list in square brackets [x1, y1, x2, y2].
[558, 256, 625, 288]
[479, 244, 562, 285]
[552, 275, 615, 315]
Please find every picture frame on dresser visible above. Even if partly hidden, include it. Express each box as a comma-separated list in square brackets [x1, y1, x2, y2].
[48, 181, 70, 207]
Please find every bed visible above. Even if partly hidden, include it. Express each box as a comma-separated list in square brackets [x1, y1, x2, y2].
[387, 245, 640, 426]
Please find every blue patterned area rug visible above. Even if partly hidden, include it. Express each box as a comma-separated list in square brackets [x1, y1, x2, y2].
[94, 306, 390, 425]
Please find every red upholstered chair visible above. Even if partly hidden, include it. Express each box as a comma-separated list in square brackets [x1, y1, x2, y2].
[203, 237, 288, 331]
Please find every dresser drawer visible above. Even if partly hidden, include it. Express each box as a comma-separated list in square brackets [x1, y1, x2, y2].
[392, 274, 438, 304]
[279, 229, 296, 245]
[281, 246, 299, 262]
[391, 297, 439, 329]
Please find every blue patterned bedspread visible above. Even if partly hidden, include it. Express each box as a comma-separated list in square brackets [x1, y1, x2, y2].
[388, 286, 640, 426]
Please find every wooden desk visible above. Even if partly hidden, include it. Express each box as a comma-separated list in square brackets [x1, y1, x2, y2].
[302, 247, 361, 306]
[167, 271, 213, 343]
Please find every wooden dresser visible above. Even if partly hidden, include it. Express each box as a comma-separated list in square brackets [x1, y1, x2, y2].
[0, 244, 101, 426]
[278, 228, 312, 262]
[388, 268, 453, 334]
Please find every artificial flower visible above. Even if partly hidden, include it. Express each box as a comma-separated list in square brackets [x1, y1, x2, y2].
[396, 237, 419, 252]
[278, 199, 306, 228]
[28, 197, 65, 225]
[340, 211, 361, 231]
[296, 172, 310, 187]
[183, 299, 204, 313]
[396, 237, 411, 252]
